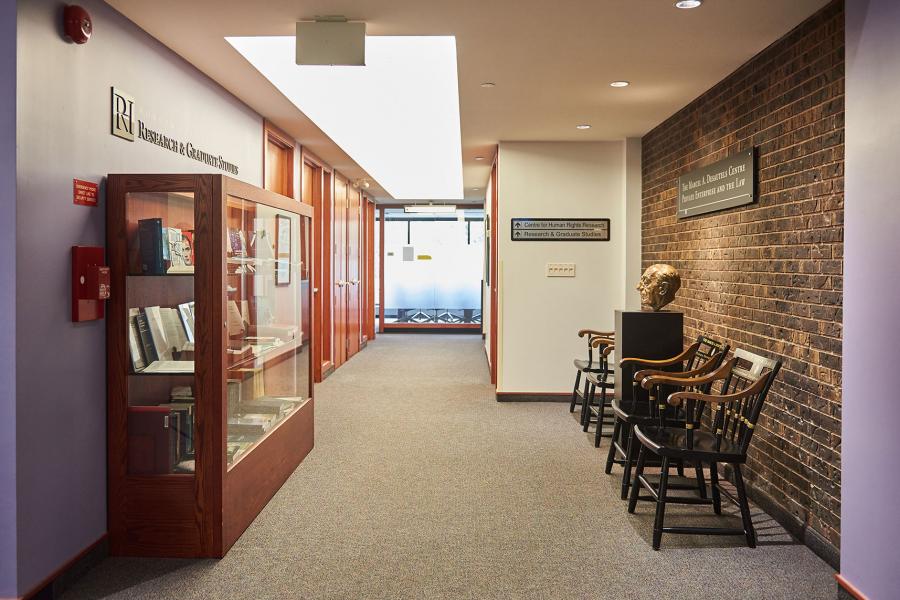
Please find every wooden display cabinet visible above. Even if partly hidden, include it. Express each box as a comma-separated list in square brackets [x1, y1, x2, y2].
[106, 174, 314, 557]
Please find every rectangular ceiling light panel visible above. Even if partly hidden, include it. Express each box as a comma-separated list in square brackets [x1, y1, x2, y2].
[227, 35, 463, 200]
[295, 21, 366, 66]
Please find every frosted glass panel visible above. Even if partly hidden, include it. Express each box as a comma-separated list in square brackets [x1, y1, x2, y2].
[383, 212, 483, 325]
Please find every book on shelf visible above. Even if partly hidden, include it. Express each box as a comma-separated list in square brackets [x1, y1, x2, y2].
[228, 228, 247, 257]
[227, 300, 244, 337]
[143, 306, 173, 361]
[178, 302, 195, 344]
[142, 360, 194, 374]
[165, 402, 195, 458]
[127, 405, 172, 475]
[138, 218, 166, 275]
[160, 307, 189, 354]
[127, 308, 147, 372]
[134, 311, 159, 365]
[227, 420, 269, 437]
[170, 385, 194, 402]
[166, 227, 195, 274]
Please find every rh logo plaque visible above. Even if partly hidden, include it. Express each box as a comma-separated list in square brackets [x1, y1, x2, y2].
[111, 87, 135, 141]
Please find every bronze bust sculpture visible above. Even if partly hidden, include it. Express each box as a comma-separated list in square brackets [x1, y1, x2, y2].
[636, 264, 681, 311]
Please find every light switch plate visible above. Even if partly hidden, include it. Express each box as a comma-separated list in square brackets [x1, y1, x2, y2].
[546, 263, 576, 277]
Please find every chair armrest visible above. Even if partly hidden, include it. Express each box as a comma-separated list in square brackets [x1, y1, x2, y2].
[639, 357, 735, 391]
[667, 374, 767, 407]
[602, 344, 615, 358]
[578, 329, 615, 339]
[632, 350, 726, 382]
[619, 342, 701, 370]
[590, 336, 615, 348]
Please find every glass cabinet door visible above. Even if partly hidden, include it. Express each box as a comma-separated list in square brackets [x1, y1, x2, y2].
[225, 195, 311, 467]
[124, 191, 197, 475]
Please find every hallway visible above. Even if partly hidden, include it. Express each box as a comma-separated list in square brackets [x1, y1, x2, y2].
[63, 334, 835, 599]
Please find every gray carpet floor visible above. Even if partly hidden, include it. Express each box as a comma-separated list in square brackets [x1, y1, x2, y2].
[62, 334, 836, 599]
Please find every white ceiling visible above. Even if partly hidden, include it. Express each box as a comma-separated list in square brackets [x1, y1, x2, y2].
[105, 0, 830, 204]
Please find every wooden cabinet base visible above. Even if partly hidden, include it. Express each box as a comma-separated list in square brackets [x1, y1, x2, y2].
[110, 402, 314, 558]
[224, 399, 314, 551]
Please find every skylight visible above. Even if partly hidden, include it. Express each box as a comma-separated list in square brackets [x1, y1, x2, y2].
[226, 35, 463, 200]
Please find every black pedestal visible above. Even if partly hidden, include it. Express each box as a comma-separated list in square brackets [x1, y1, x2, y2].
[614, 310, 684, 403]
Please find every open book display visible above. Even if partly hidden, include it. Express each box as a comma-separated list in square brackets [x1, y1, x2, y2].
[128, 302, 195, 374]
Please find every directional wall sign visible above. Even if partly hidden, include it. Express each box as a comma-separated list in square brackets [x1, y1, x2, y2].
[510, 218, 610, 242]
[677, 149, 756, 218]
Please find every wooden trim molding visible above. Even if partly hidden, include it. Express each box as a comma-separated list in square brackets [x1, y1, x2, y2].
[835, 575, 869, 600]
[19, 534, 108, 600]
[383, 323, 481, 330]
[496, 392, 570, 402]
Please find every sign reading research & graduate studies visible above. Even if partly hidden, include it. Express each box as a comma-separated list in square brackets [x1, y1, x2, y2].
[677, 149, 755, 218]
[111, 87, 240, 176]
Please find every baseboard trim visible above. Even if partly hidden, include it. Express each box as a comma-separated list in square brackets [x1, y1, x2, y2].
[21, 534, 107, 600]
[496, 392, 571, 402]
[835, 574, 868, 600]
[721, 465, 839, 570]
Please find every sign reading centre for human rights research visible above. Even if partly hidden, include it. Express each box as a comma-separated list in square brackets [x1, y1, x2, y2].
[677, 149, 756, 218]
[511, 218, 610, 241]
[111, 87, 240, 175]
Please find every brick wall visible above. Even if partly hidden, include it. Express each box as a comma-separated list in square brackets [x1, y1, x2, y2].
[641, 1, 843, 551]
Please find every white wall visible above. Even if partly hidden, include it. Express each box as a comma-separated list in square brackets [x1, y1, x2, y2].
[14, 0, 262, 594]
[497, 142, 626, 393]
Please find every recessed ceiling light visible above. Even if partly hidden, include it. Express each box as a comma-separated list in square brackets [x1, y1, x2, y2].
[480, 82, 496, 88]
[675, 0, 702, 8]
[610, 80, 630, 87]
[473, 188, 480, 191]
[474, 156, 485, 161]
[576, 124, 591, 130]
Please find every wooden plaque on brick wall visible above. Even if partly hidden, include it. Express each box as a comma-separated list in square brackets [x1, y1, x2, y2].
[677, 149, 756, 218]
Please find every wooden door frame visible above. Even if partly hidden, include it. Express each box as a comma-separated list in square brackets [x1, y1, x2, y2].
[263, 121, 295, 198]
[301, 149, 334, 381]
[378, 206, 385, 334]
[364, 197, 376, 342]
[489, 159, 499, 386]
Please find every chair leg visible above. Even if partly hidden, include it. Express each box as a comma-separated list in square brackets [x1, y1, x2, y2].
[627, 445, 647, 513]
[569, 371, 581, 413]
[676, 462, 685, 477]
[733, 464, 756, 548]
[621, 425, 636, 500]
[709, 462, 722, 515]
[604, 418, 620, 474]
[652, 457, 671, 550]
[593, 392, 606, 447]
[694, 462, 707, 499]
[582, 381, 594, 431]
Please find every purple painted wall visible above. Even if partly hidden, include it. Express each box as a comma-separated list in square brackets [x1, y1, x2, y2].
[842, 0, 900, 596]
[14, 0, 262, 595]
[1, 3, 16, 597]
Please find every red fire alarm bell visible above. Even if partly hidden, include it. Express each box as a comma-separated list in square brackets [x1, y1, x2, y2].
[72, 246, 109, 322]
[64, 5, 92, 44]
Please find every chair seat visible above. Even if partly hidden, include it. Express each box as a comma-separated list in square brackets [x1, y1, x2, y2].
[585, 372, 615, 387]
[611, 399, 654, 423]
[573, 358, 605, 372]
[633, 425, 746, 463]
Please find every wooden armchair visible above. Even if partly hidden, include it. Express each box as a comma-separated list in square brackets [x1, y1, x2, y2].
[605, 335, 729, 500]
[569, 329, 614, 415]
[581, 342, 616, 446]
[627, 349, 781, 550]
